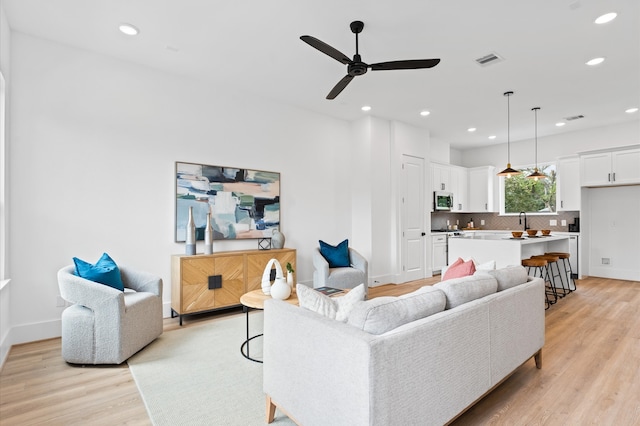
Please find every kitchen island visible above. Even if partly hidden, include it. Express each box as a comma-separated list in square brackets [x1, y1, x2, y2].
[448, 234, 570, 268]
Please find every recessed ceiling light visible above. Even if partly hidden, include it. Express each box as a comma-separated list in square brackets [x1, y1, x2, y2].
[118, 23, 139, 36]
[556, 122, 566, 127]
[626, 107, 639, 114]
[595, 12, 617, 24]
[361, 105, 371, 112]
[586, 57, 605, 66]
[420, 110, 431, 116]
[467, 127, 477, 132]
[488, 135, 496, 140]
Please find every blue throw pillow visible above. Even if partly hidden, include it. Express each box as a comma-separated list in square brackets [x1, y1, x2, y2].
[73, 253, 125, 291]
[319, 239, 350, 268]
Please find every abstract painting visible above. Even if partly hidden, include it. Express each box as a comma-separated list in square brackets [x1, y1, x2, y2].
[175, 162, 280, 241]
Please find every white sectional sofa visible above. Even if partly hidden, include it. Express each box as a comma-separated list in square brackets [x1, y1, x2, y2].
[263, 266, 545, 426]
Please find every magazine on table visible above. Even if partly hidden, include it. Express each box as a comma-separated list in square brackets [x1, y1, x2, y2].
[314, 286, 345, 296]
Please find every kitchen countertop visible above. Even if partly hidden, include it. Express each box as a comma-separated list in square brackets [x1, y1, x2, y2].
[448, 233, 571, 268]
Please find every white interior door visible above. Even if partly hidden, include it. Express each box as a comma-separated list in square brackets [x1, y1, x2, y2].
[401, 155, 426, 282]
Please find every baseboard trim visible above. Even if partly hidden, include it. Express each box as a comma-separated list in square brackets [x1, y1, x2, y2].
[10, 319, 62, 346]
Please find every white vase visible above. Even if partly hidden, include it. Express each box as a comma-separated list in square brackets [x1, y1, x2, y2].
[270, 277, 291, 300]
[287, 271, 294, 288]
[204, 213, 213, 255]
[185, 206, 196, 255]
[261, 258, 284, 295]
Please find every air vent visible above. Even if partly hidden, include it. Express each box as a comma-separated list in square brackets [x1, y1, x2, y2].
[475, 52, 504, 66]
[565, 115, 585, 121]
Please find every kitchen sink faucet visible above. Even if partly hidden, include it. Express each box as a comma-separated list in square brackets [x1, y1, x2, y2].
[519, 212, 530, 231]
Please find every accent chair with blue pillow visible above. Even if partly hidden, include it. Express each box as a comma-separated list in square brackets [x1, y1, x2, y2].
[57, 253, 163, 364]
[313, 239, 369, 295]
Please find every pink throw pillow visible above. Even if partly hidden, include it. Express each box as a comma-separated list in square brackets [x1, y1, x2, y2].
[442, 259, 476, 281]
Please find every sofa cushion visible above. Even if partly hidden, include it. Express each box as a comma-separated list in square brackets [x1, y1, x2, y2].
[296, 283, 366, 322]
[73, 252, 124, 291]
[488, 265, 529, 291]
[347, 286, 446, 335]
[442, 257, 476, 281]
[319, 239, 350, 268]
[434, 275, 498, 309]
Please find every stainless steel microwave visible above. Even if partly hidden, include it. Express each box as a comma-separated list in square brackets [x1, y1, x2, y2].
[434, 191, 453, 211]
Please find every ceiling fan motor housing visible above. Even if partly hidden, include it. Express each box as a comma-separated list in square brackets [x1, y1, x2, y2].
[348, 55, 368, 76]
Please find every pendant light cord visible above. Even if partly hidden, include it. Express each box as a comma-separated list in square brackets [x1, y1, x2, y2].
[533, 107, 540, 169]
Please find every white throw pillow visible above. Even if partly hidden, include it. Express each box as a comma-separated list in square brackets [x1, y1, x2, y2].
[296, 283, 366, 322]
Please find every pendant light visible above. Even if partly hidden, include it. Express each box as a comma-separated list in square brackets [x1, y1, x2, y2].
[497, 91, 521, 177]
[528, 107, 546, 180]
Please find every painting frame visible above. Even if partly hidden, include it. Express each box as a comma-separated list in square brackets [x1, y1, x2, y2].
[175, 161, 280, 242]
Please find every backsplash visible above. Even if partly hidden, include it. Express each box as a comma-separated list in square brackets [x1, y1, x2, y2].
[431, 211, 580, 233]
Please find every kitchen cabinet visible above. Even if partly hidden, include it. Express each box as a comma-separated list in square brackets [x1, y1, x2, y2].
[557, 156, 581, 211]
[580, 147, 640, 187]
[431, 162, 452, 192]
[431, 163, 468, 211]
[431, 234, 447, 273]
[450, 166, 468, 212]
[468, 166, 495, 212]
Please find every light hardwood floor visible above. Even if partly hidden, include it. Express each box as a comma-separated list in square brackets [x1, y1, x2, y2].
[1, 277, 638, 425]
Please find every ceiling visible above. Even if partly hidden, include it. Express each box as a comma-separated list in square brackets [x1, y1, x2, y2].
[3, 0, 639, 150]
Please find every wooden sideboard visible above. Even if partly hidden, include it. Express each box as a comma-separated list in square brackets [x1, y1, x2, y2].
[171, 248, 296, 325]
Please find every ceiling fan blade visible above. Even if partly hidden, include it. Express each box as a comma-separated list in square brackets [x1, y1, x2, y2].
[300, 35, 352, 65]
[370, 58, 440, 71]
[326, 75, 355, 100]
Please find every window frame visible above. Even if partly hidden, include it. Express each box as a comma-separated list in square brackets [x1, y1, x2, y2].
[499, 161, 558, 216]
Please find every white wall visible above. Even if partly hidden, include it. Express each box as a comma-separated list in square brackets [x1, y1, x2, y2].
[0, 0, 12, 367]
[8, 33, 357, 344]
[586, 186, 640, 281]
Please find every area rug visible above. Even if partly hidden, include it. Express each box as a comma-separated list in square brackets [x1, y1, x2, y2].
[128, 312, 296, 426]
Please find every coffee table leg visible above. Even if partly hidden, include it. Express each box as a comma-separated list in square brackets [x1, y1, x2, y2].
[241, 305, 263, 363]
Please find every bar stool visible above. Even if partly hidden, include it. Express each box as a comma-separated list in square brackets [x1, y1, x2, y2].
[532, 254, 570, 298]
[522, 257, 555, 309]
[546, 252, 576, 291]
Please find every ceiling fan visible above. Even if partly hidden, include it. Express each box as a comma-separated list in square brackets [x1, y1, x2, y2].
[301, 20, 441, 100]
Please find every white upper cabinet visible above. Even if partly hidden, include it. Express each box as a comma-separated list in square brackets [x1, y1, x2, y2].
[580, 147, 640, 187]
[431, 162, 451, 192]
[468, 166, 495, 212]
[450, 166, 468, 212]
[430, 163, 468, 212]
[557, 156, 581, 211]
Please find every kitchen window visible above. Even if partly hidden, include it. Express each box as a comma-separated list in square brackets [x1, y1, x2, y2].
[500, 163, 557, 214]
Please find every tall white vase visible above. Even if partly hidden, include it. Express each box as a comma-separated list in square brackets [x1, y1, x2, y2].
[204, 212, 213, 255]
[185, 206, 196, 255]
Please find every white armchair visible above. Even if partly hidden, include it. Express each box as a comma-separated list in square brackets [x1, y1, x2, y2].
[313, 247, 369, 295]
[57, 265, 163, 364]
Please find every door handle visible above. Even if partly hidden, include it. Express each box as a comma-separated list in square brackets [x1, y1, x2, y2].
[421, 232, 426, 236]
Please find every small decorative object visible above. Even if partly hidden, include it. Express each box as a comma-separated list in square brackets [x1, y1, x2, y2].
[286, 262, 295, 289]
[185, 206, 196, 255]
[258, 238, 272, 250]
[261, 258, 285, 296]
[204, 213, 213, 254]
[271, 230, 285, 249]
[270, 276, 291, 300]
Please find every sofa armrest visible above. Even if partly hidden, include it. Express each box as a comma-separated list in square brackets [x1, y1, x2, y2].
[264, 299, 374, 425]
[57, 266, 124, 312]
[119, 266, 163, 297]
[348, 248, 368, 280]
